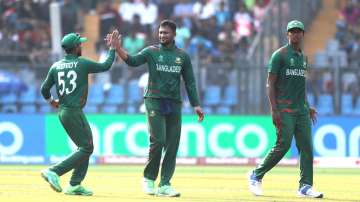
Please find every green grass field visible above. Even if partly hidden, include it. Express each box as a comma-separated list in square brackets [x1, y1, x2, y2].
[0, 165, 359, 202]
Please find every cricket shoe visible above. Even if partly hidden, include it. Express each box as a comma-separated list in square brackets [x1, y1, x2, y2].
[156, 185, 180, 197]
[142, 178, 155, 195]
[297, 184, 323, 198]
[64, 185, 93, 196]
[247, 170, 263, 196]
[41, 169, 62, 192]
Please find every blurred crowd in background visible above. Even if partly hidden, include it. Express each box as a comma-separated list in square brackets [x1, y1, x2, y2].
[309, 0, 360, 113]
[0, 0, 359, 115]
[0, 0, 271, 64]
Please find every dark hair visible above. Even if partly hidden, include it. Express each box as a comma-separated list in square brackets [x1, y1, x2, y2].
[159, 19, 177, 33]
[63, 46, 76, 54]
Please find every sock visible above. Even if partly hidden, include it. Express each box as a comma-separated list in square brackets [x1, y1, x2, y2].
[70, 182, 80, 186]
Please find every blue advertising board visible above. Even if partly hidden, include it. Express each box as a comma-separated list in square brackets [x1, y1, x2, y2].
[0, 115, 46, 163]
[0, 115, 359, 164]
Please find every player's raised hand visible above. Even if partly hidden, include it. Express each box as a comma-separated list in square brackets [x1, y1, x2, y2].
[109, 29, 120, 49]
[113, 32, 122, 50]
[104, 33, 112, 47]
[194, 106, 204, 122]
[104, 29, 119, 48]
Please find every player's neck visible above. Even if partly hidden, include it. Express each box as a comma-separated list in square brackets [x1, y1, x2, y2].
[289, 42, 302, 53]
[161, 41, 175, 49]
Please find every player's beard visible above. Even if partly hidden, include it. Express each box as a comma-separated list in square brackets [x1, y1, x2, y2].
[77, 49, 82, 56]
[160, 39, 174, 47]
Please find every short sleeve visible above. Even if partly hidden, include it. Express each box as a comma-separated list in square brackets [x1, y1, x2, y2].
[268, 51, 282, 75]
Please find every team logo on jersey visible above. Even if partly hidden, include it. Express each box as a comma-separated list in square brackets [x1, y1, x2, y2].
[158, 55, 164, 62]
[290, 58, 295, 67]
[175, 57, 182, 64]
[149, 110, 156, 117]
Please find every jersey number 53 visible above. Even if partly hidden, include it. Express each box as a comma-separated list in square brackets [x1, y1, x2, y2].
[58, 70, 77, 96]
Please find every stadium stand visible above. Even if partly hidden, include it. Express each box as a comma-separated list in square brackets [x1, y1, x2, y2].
[3, 0, 356, 115]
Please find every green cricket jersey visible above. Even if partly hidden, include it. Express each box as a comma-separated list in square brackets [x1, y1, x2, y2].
[124, 43, 200, 107]
[268, 44, 308, 111]
[40, 49, 115, 108]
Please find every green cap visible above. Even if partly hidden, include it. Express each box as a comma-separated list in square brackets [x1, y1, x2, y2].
[61, 33, 88, 50]
[287, 20, 305, 32]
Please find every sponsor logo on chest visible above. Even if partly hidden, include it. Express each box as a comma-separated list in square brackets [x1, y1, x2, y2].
[286, 57, 306, 77]
[156, 64, 181, 73]
[175, 57, 182, 64]
[286, 68, 306, 77]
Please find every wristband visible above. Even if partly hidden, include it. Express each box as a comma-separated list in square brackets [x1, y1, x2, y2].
[46, 95, 54, 103]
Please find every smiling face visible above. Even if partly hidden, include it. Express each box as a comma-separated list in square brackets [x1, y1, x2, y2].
[158, 25, 176, 46]
[287, 28, 304, 45]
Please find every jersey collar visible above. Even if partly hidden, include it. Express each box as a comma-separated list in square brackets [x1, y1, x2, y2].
[160, 41, 176, 51]
[64, 54, 79, 60]
[287, 43, 303, 56]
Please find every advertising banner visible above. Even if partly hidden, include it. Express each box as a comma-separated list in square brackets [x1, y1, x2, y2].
[1, 114, 360, 165]
[0, 115, 45, 164]
[312, 117, 360, 157]
[45, 115, 280, 158]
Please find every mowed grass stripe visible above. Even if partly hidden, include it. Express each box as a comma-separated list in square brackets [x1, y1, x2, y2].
[0, 165, 359, 202]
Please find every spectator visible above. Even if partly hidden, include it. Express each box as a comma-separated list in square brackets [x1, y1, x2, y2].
[123, 28, 146, 55]
[0, 30, 18, 53]
[17, 0, 36, 20]
[138, 0, 158, 26]
[99, 0, 122, 39]
[2, 1, 18, 30]
[233, 3, 253, 40]
[174, 0, 195, 18]
[340, 0, 360, 27]
[34, 0, 50, 22]
[202, 16, 221, 47]
[118, 0, 140, 23]
[215, 0, 231, 27]
[189, 29, 219, 63]
[61, 0, 78, 35]
[175, 18, 191, 49]
[157, 0, 174, 19]
[193, 0, 216, 20]
[28, 21, 51, 63]
[130, 14, 147, 37]
[243, 0, 256, 10]
[77, 0, 99, 14]
[253, 0, 267, 32]
[218, 22, 237, 63]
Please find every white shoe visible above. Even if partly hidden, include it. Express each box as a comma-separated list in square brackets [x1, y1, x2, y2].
[156, 185, 180, 197]
[142, 178, 155, 195]
[297, 184, 323, 198]
[247, 171, 263, 196]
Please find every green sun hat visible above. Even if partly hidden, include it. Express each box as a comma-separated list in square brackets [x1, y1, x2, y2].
[287, 20, 305, 32]
[61, 33, 88, 50]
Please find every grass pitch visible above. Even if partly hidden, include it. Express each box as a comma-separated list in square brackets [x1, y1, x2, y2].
[0, 165, 359, 202]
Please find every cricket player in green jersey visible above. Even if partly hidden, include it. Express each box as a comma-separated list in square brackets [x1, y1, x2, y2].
[40, 31, 119, 196]
[248, 20, 323, 198]
[114, 20, 204, 197]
